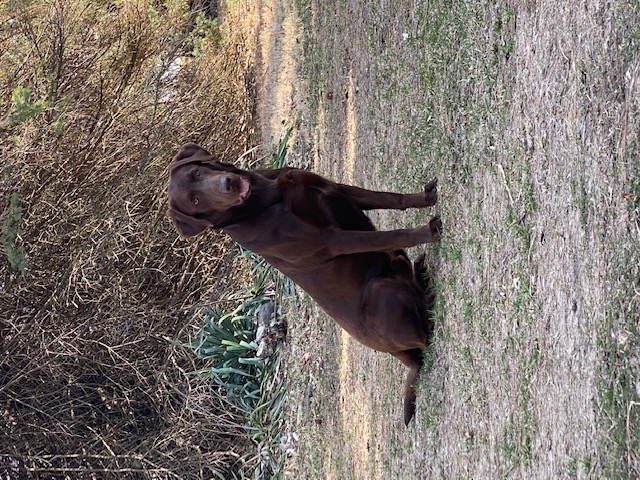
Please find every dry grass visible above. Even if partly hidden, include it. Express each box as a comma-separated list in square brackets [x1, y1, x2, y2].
[0, 0, 263, 477]
[274, 0, 640, 478]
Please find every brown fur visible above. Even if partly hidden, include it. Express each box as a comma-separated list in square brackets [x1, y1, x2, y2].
[167, 143, 442, 425]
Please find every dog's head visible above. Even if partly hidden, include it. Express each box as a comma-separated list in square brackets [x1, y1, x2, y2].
[167, 144, 253, 238]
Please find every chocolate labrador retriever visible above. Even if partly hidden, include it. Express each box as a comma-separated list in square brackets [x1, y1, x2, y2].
[167, 143, 442, 425]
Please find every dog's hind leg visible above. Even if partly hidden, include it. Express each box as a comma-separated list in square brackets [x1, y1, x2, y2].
[362, 278, 432, 425]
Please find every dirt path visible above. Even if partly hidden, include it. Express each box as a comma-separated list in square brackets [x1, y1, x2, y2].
[253, 0, 307, 159]
[254, 0, 640, 478]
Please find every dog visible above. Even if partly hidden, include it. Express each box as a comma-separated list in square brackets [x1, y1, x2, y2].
[167, 143, 442, 424]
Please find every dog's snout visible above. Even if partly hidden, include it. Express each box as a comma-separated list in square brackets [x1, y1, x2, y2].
[219, 175, 233, 193]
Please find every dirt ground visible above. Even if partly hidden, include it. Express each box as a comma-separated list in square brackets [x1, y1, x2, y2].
[253, 0, 639, 478]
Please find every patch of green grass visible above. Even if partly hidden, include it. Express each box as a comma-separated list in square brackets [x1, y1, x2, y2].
[6, 86, 50, 125]
[594, 16, 640, 464]
[570, 178, 591, 228]
[291, 0, 327, 116]
[500, 404, 534, 467]
[621, 0, 640, 61]
[596, 247, 640, 478]
[512, 271, 534, 318]
[462, 300, 475, 323]
[495, 244, 538, 473]
[441, 242, 463, 262]
[492, 3, 515, 62]
[416, 342, 445, 434]
[407, 0, 516, 187]
[522, 177, 538, 216]
[461, 344, 474, 367]
[501, 153, 538, 254]
[629, 176, 640, 217]
[505, 205, 532, 252]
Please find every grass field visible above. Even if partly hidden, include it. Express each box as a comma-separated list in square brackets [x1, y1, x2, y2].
[254, 0, 640, 477]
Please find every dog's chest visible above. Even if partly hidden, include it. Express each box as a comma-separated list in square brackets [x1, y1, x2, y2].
[223, 203, 319, 260]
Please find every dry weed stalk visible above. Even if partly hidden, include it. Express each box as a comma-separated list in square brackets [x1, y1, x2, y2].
[0, 0, 261, 477]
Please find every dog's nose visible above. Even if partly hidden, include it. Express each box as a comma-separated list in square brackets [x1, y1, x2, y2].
[219, 175, 233, 193]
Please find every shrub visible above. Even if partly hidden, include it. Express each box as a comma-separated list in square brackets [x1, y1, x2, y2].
[6, 86, 50, 125]
[0, 0, 263, 478]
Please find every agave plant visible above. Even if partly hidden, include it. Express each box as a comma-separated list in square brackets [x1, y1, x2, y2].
[192, 294, 267, 412]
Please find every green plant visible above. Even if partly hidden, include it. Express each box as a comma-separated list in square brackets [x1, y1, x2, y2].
[7, 86, 50, 125]
[271, 127, 293, 168]
[191, 12, 223, 56]
[193, 293, 267, 408]
[2, 192, 26, 272]
[188, 250, 291, 479]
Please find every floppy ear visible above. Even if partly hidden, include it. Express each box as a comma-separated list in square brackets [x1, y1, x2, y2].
[171, 143, 215, 171]
[170, 143, 241, 174]
[168, 208, 213, 239]
[174, 143, 211, 161]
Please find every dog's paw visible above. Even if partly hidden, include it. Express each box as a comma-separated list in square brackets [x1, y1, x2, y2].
[424, 177, 438, 206]
[429, 215, 443, 240]
[416, 216, 442, 244]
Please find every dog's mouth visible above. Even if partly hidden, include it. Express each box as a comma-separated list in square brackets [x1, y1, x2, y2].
[238, 176, 251, 200]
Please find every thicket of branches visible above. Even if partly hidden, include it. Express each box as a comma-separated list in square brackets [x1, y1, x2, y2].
[0, 0, 262, 477]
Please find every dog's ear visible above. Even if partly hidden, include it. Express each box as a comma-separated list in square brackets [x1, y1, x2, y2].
[174, 143, 212, 162]
[168, 208, 213, 239]
[171, 144, 240, 174]
[171, 144, 215, 171]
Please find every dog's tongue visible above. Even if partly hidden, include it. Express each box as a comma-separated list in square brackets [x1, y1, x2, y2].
[239, 177, 250, 198]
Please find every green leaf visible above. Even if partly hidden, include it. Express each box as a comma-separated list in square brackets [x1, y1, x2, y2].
[210, 367, 254, 377]
[238, 357, 262, 365]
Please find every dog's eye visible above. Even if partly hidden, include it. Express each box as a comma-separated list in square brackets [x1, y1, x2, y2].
[193, 197, 199, 206]
[193, 170, 200, 178]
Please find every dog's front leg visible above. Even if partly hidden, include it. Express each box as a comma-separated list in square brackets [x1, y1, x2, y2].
[324, 216, 442, 256]
[337, 178, 438, 210]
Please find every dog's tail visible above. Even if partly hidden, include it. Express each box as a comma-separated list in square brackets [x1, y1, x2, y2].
[395, 348, 424, 426]
[403, 363, 421, 425]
